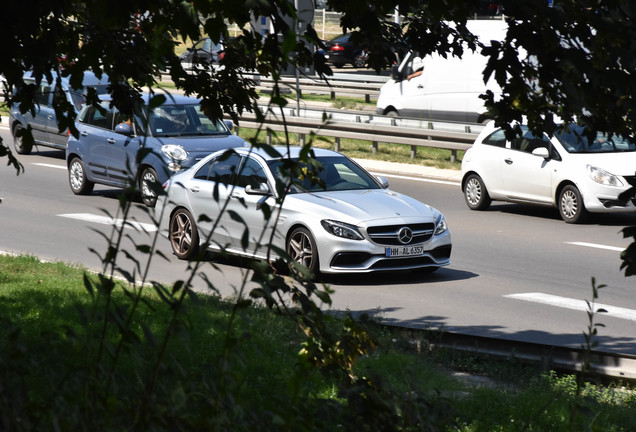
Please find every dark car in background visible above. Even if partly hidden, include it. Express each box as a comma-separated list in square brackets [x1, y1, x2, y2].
[323, 33, 369, 68]
[9, 70, 109, 154]
[65, 93, 247, 207]
[179, 37, 225, 71]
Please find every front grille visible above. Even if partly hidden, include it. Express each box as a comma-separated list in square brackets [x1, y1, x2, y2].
[366, 223, 435, 246]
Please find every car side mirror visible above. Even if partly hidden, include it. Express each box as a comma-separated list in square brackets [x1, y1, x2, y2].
[532, 147, 550, 159]
[224, 120, 234, 131]
[376, 175, 390, 188]
[114, 122, 133, 136]
[245, 183, 270, 195]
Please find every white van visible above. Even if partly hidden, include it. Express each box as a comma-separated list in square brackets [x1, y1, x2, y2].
[375, 20, 508, 123]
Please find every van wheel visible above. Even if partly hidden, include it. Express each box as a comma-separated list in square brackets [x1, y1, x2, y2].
[386, 110, 399, 118]
[464, 174, 491, 210]
[68, 157, 94, 195]
[13, 124, 32, 155]
[559, 185, 588, 223]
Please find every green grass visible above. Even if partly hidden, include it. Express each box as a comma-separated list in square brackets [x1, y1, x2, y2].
[1, 254, 635, 431]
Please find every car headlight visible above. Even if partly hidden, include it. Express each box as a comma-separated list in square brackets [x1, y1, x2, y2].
[587, 165, 623, 187]
[434, 214, 448, 235]
[321, 219, 364, 240]
[161, 144, 188, 161]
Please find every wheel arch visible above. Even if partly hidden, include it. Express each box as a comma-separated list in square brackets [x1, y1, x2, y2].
[555, 179, 578, 206]
[461, 170, 480, 192]
[284, 222, 314, 246]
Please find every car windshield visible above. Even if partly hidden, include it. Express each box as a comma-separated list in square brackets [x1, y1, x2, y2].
[553, 124, 636, 153]
[148, 104, 229, 137]
[268, 156, 381, 193]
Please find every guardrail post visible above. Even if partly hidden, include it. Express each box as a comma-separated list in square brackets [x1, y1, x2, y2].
[267, 130, 272, 145]
[410, 145, 416, 159]
[330, 91, 335, 100]
[465, 125, 472, 133]
[450, 150, 457, 163]
[365, 94, 370, 103]
[356, 115, 361, 123]
[372, 141, 378, 154]
[334, 137, 341, 152]
[300, 133, 306, 146]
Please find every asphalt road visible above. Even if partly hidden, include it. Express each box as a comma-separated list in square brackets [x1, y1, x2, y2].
[2, 123, 636, 357]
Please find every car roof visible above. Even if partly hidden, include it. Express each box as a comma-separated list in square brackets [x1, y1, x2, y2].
[23, 70, 109, 88]
[234, 146, 342, 161]
[96, 92, 204, 106]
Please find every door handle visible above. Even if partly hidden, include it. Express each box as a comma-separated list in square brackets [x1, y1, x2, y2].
[505, 158, 513, 165]
[417, 84, 423, 89]
[189, 186, 200, 193]
[107, 138, 115, 144]
[80, 131, 88, 136]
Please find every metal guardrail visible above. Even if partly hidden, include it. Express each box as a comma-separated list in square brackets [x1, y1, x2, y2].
[258, 74, 387, 102]
[234, 111, 477, 162]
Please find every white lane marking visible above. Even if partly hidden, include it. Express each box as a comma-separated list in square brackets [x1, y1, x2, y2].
[368, 171, 459, 186]
[33, 163, 66, 170]
[58, 213, 157, 232]
[566, 241, 624, 252]
[504, 292, 636, 322]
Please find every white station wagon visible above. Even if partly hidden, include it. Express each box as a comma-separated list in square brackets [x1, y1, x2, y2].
[461, 122, 636, 223]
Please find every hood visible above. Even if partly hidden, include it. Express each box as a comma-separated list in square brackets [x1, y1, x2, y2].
[568, 152, 636, 177]
[286, 189, 439, 225]
[154, 134, 247, 152]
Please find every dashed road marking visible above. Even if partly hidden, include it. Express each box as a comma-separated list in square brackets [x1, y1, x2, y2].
[566, 241, 624, 252]
[504, 292, 636, 322]
[58, 213, 157, 232]
[33, 163, 66, 170]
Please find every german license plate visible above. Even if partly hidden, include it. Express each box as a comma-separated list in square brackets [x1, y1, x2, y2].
[385, 245, 425, 257]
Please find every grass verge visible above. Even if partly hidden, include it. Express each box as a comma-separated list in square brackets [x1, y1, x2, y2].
[1, 254, 635, 430]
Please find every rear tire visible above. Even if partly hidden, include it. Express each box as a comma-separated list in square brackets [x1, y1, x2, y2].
[463, 174, 491, 210]
[68, 157, 94, 195]
[169, 208, 200, 260]
[13, 124, 32, 155]
[558, 184, 588, 223]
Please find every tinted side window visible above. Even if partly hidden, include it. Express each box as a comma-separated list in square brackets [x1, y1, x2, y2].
[481, 130, 507, 148]
[35, 83, 52, 106]
[194, 153, 241, 184]
[510, 128, 550, 154]
[236, 157, 268, 188]
[81, 104, 112, 129]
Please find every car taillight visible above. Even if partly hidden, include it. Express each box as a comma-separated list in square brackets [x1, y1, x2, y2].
[162, 181, 168, 190]
[331, 45, 344, 52]
[219, 52, 225, 60]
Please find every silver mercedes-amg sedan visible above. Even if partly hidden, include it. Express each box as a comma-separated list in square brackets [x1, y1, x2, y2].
[157, 146, 452, 275]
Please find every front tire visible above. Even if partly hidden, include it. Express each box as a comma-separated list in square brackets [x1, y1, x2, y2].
[287, 227, 319, 274]
[68, 157, 94, 195]
[139, 167, 159, 207]
[13, 124, 32, 155]
[169, 208, 200, 260]
[464, 174, 491, 210]
[558, 184, 588, 223]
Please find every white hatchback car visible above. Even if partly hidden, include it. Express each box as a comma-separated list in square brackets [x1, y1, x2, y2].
[461, 122, 636, 223]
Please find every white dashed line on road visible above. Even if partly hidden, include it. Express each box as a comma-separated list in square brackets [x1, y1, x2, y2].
[504, 292, 636, 322]
[566, 241, 624, 252]
[58, 213, 157, 232]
